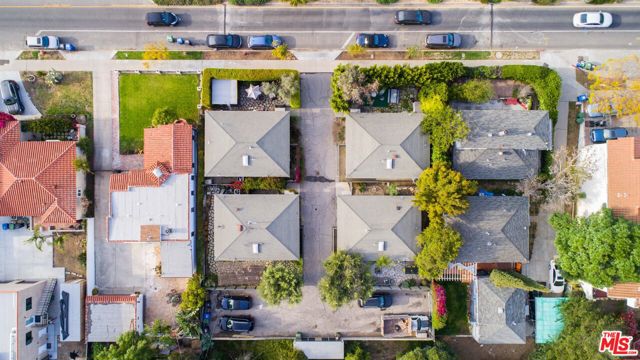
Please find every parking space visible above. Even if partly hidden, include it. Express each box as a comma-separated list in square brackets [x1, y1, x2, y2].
[0, 71, 40, 119]
[210, 287, 431, 338]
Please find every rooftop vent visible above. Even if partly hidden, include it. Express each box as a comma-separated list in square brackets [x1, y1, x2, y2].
[378, 241, 386, 252]
[386, 158, 394, 170]
[527, 132, 534, 136]
[242, 155, 250, 167]
[497, 307, 504, 314]
[498, 151, 504, 156]
[152, 167, 163, 178]
[498, 130, 508, 136]
[252, 243, 261, 254]
[486, 241, 493, 246]
[487, 133, 493, 137]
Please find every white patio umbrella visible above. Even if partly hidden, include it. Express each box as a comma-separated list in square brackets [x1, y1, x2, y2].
[245, 84, 262, 99]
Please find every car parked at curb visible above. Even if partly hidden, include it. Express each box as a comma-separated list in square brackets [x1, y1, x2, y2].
[207, 34, 242, 49]
[220, 295, 252, 311]
[248, 35, 283, 50]
[425, 33, 461, 49]
[548, 260, 566, 294]
[25, 36, 60, 49]
[573, 11, 613, 28]
[394, 10, 432, 25]
[219, 316, 254, 333]
[146, 11, 181, 27]
[358, 293, 392, 309]
[0, 80, 24, 115]
[590, 127, 628, 143]
[356, 33, 390, 48]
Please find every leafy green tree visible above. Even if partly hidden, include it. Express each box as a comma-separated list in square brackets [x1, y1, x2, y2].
[180, 273, 206, 312]
[334, 64, 379, 108]
[413, 162, 477, 222]
[175, 308, 201, 338]
[258, 261, 303, 305]
[24, 226, 65, 251]
[145, 320, 174, 352]
[420, 96, 469, 160]
[345, 344, 370, 360]
[397, 342, 455, 360]
[415, 223, 462, 280]
[272, 44, 290, 60]
[76, 137, 93, 159]
[277, 72, 299, 102]
[375, 255, 393, 270]
[550, 209, 640, 287]
[490, 270, 550, 293]
[73, 157, 92, 173]
[450, 79, 494, 103]
[151, 107, 177, 127]
[94, 331, 160, 360]
[530, 295, 623, 360]
[319, 251, 374, 309]
[27, 116, 73, 135]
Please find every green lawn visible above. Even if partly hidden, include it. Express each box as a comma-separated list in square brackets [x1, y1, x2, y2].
[423, 51, 492, 61]
[114, 51, 203, 60]
[439, 282, 470, 335]
[118, 73, 199, 154]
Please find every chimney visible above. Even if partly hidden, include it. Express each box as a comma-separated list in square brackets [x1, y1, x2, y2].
[386, 158, 394, 170]
[378, 241, 386, 252]
[252, 243, 261, 254]
[242, 155, 250, 167]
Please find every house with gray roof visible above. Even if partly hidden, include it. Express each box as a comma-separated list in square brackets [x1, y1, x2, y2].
[346, 113, 429, 181]
[213, 194, 299, 261]
[454, 110, 552, 180]
[470, 277, 527, 344]
[337, 196, 420, 261]
[448, 196, 530, 264]
[205, 111, 290, 178]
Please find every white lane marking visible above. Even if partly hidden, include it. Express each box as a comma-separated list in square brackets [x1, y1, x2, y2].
[341, 32, 356, 49]
[37, 29, 640, 35]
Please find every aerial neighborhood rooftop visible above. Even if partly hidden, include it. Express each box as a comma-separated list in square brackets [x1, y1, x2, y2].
[1, 3, 640, 360]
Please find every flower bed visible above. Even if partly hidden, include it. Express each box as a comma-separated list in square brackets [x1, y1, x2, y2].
[432, 281, 448, 330]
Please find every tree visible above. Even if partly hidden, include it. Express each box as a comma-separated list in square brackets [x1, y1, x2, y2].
[77, 137, 93, 159]
[73, 157, 91, 173]
[319, 251, 374, 309]
[24, 226, 65, 251]
[345, 344, 370, 360]
[516, 174, 545, 204]
[335, 64, 379, 107]
[151, 107, 177, 127]
[272, 44, 290, 60]
[588, 55, 640, 125]
[420, 96, 469, 159]
[397, 342, 455, 360]
[261, 81, 278, 99]
[145, 320, 175, 352]
[257, 261, 303, 305]
[530, 295, 624, 360]
[94, 330, 161, 360]
[180, 273, 206, 312]
[27, 116, 73, 135]
[489, 269, 550, 293]
[450, 79, 494, 103]
[543, 146, 594, 209]
[550, 208, 640, 288]
[415, 223, 463, 280]
[277, 72, 299, 103]
[374, 255, 393, 271]
[413, 162, 477, 222]
[175, 308, 201, 338]
[143, 42, 169, 61]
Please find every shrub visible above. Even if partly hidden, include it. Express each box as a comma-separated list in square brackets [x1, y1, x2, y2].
[501, 65, 562, 122]
[345, 344, 370, 360]
[319, 251, 374, 309]
[26, 116, 73, 135]
[286, 0, 307, 5]
[533, 0, 556, 4]
[272, 44, 290, 60]
[376, 0, 398, 4]
[73, 158, 91, 173]
[387, 183, 398, 196]
[405, 46, 421, 60]
[229, 0, 270, 4]
[375, 255, 393, 270]
[258, 261, 303, 305]
[46, 69, 63, 86]
[180, 273, 206, 313]
[418, 82, 449, 103]
[431, 281, 448, 330]
[415, 223, 463, 280]
[153, 0, 222, 4]
[428, 0, 443, 3]
[490, 270, 550, 292]
[151, 107, 177, 127]
[450, 79, 494, 103]
[347, 44, 365, 57]
[242, 177, 287, 192]
[332, 64, 379, 111]
[76, 137, 93, 159]
[465, 65, 501, 79]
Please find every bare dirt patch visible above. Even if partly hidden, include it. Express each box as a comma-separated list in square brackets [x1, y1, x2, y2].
[53, 232, 86, 280]
[203, 50, 297, 60]
[441, 336, 535, 360]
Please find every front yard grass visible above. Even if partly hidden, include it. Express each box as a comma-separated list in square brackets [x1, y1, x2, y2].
[21, 71, 93, 117]
[114, 51, 204, 60]
[439, 282, 470, 335]
[118, 73, 199, 154]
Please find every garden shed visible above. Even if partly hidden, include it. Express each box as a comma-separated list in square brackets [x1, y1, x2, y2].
[211, 79, 238, 106]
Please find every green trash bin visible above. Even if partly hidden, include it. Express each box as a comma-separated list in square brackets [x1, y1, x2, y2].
[576, 112, 585, 124]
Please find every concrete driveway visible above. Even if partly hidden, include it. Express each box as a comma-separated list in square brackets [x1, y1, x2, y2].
[211, 287, 431, 338]
[0, 71, 40, 119]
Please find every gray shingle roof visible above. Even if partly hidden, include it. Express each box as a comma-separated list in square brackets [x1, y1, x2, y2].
[457, 110, 552, 150]
[473, 277, 527, 344]
[449, 196, 530, 263]
[213, 194, 299, 261]
[205, 111, 290, 178]
[346, 113, 429, 180]
[337, 196, 420, 261]
[453, 148, 540, 180]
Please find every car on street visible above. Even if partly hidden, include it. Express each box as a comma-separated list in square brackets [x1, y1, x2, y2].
[248, 35, 283, 50]
[219, 316, 254, 333]
[220, 295, 252, 311]
[425, 33, 461, 49]
[358, 293, 392, 309]
[590, 127, 629, 143]
[573, 11, 613, 28]
[548, 260, 566, 294]
[25, 36, 60, 49]
[394, 10, 432, 25]
[146, 11, 181, 27]
[206, 34, 242, 49]
[0, 80, 24, 115]
[356, 33, 390, 48]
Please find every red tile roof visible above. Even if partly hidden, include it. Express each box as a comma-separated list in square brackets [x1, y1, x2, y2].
[608, 283, 640, 299]
[608, 137, 640, 223]
[0, 116, 76, 225]
[111, 123, 193, 193]
[86, 295, 139, 304]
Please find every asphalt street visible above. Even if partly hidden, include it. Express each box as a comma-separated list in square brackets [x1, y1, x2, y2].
[1, 6, 639, 50]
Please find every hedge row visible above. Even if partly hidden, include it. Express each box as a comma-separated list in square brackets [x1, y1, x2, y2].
[489, 269, 550, 293]
[201, 68, 301, 109]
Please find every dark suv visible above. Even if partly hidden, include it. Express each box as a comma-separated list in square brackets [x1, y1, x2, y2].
[219, 316, 254, 333]
[146, 12, 180, 27]
[394, 10, 432, 25]
[358, 293, 392, 309]
[425, 33, 461, 49]
[207, 34, 242, 49]
[1, 80, 24, 115]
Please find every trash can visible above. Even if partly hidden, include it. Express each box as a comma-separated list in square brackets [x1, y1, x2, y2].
[577, 94, 588, 102]
[576, 112, 585, 124]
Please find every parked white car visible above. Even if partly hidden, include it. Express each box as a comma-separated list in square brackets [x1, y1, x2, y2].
[549, 260, 566, 294]
[25, 36, 60, 49]
[573, 12, 613, 28]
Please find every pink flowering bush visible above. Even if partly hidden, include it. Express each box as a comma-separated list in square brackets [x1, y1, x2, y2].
[431, 281, 448, 330]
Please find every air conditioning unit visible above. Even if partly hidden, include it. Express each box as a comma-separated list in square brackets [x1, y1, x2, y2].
[164, 228, 172, 235]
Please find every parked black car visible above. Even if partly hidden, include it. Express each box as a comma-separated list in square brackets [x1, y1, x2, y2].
[220, 295, 252, 311]
[358, 293, 392, 309]
[219, 316, 254, 333]
[146, 12, 180, 27]
[394, 10, 432, 25]
[0, 80, 24, 115]
[207, 34, 242, 49]
[425, 33, 461, 49]
[356, 33, 390, 48]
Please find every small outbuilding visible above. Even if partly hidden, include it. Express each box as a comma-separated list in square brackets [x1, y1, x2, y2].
[211, 79, 238, 106]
